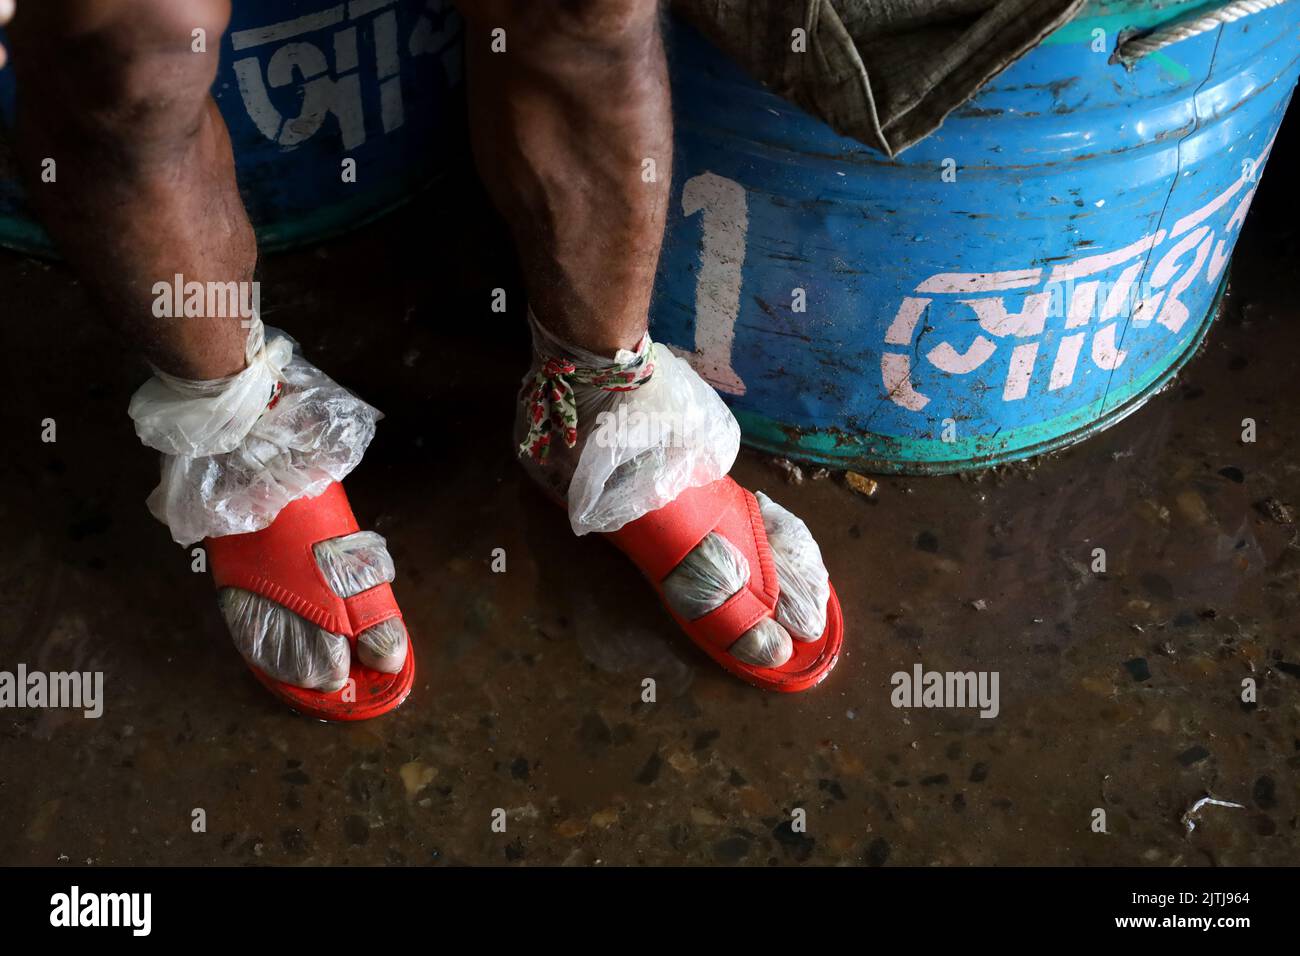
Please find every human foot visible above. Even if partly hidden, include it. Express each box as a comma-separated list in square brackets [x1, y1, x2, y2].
[515, 314, 840, 686]
[663, 489, 831, 668]
[207, 482, 414, 719]
[604, 476, 842, 689]
[216, 527, 409, 692]
[129, 319, 408, 716]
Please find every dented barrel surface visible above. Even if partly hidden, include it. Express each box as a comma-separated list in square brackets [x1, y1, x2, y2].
[651, 0, 1300, 473]
[0, 0, 465, 253]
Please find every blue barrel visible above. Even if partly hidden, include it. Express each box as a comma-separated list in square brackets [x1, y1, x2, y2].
[0, 0, 465, 254]
[651, 0, 1300, 474]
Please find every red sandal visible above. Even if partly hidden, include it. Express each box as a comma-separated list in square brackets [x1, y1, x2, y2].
[205, 481, 415, 720]
[606, 476, 843, 692]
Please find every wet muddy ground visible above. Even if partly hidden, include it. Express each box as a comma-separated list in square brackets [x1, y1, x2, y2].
[1, 159, 1297, 867]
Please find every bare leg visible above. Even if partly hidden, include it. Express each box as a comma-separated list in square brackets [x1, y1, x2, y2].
[456, 0, 671, 355]
[457, 0, 832, 668]
[7, 0, 404, 690]
[8, 0, 250, 378]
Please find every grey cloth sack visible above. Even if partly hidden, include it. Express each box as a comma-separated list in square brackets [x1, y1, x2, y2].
[672, 0, 1086, 156]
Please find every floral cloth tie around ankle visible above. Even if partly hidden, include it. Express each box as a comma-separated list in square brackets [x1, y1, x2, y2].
[520, 338, 657, 463]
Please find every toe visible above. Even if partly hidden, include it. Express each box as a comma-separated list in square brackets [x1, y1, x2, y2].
[756, 491, 829, 642]
[309, 641, 352, 693]
[219, 588, 352, 692]
[662, 531, 750, 620]
[656, 497, 821, 670]
[356, 618, 408, 673]
[313, 531, 396, 598]
[728, 617, 793, 667]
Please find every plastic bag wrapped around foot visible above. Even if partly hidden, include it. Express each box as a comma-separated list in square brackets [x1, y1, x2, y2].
[129, 317, 290, 460]
[354, 618, 408, 673]
[313, 531, 408, 674]
[129, 319, 381, 546]
[728, 617, 793, 667]
[219, 530, 406, 689]
[662, 532, 749, 620]
[313, 531, 394, 597]
[129, 317, 400, 688]
[660, 530, 794, 667]
[515, 313, 740, 536]
[756, 491, 830, 641]
[219, 588, 351, 692]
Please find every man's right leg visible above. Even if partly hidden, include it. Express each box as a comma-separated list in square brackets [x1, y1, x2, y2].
[9, 0, 249, 379]
[7, 0, 407, 693]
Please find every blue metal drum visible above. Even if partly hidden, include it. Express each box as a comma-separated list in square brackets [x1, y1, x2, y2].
[651, 0, 1300, 473]
[0, 0, 465, 254]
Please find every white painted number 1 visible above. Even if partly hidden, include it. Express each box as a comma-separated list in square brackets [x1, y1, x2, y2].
[677, 172, 748, 395]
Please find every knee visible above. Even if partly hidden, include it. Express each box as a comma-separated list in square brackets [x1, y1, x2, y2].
[107, 0, 231, 110]
[552, 0, 659, 46]
[13, 0, 231, 140]
[462, 0, 659, 55]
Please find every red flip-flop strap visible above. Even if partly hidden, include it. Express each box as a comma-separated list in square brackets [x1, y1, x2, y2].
[345, 583, 401, 634]
[678, 582, 774, 652]
[602, 476, 843, 693]
[712, 479, 780, 609]
[606, 480, 729, 582]
[609, 476, 781, 642]
[206, 482, 360, 637]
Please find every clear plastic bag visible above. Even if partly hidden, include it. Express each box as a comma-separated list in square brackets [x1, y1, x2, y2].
[313, 531, 396, 598]
[129, 319, 381, 546]
[219, 587, 352, 692]
[756, 491, 830, 641]
[352, 617, 409, 672]
[514, 316, 828, 667]
[129, 317, 290, 458]
[662, 531, 749, 620]
[129, 319, 404, 687]
[517, 314, 740, 536]
[313, 530, 408, 672]
[220, 530, 407, 686]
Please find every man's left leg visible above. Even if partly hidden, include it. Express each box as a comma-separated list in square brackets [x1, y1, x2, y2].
[456, 0, 837, 678]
